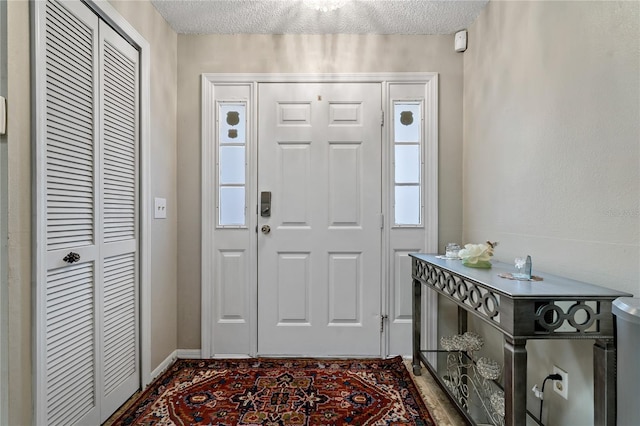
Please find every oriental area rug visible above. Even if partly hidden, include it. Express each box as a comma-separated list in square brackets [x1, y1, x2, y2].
[110, 356, 435, 425]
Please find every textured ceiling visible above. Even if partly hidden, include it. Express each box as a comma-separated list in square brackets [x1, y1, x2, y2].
[150, 0, 489, 35]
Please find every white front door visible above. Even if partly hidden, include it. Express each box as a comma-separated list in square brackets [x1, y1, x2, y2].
[257, 83, 382, 356]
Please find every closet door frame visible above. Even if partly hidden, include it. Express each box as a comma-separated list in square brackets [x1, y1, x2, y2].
[0, 0, 7, 424]
[31, 0, 151, 423]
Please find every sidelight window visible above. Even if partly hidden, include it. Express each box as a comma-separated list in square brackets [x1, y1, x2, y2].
[217, 102, 247, 226]
[393, 101, 422, 226]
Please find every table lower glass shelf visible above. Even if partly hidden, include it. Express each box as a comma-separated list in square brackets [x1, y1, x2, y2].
[418, 350, 506, 426]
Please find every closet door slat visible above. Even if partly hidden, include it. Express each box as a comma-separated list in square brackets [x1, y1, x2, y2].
[103, 39, 138, 244]
[102, 253, 136, 395]
[45, 0, 96, 252]
[45, 263, 96, 426]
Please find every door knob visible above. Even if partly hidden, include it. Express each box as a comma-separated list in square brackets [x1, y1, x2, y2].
[261, 225, 271, 234]
[63, 252, 81, 264]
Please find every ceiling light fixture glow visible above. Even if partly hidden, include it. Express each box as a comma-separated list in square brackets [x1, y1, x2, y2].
[305, 0, 346, 12]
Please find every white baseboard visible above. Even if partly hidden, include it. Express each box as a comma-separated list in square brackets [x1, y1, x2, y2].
[177, 349, 202, 359]
[150, 350, 177, 381]
[149, 349, 254, 382]
[211, 353, 252, 359]
[176, 350, 254, 359]
[147, 349, 200, 386]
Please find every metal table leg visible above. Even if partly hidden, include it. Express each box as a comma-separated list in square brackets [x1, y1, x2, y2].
[412, 278, 422, 375]
[504, 337, 527, 426]
[594, 338, 616, 426]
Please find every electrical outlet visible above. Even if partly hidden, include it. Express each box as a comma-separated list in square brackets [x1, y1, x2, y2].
[553, 365, 569, 399]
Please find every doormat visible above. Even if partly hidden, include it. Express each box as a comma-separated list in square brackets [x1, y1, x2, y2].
[110, 356, 435, 425]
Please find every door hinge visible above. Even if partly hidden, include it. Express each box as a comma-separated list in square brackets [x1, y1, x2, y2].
[380, 314, 388, 332]
[379, 213, 384, 229]
[380, 110, 384, 127]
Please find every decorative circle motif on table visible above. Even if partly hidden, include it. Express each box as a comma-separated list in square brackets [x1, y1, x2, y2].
[482, 293, 499, 318]
[456, 279, 469, 301]
[416, 261, 427, 280]
[535, 303, 565, 331]
[429, 267, 439, 285]
[432, 271, 443, 290]
[535, 302, 598, 333]
[468, 285, 482, 309]
[445, 274, 457, 295]
[567, 303, 596, 331]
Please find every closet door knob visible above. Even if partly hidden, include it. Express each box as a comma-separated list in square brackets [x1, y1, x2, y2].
[63, 252, 81, 264]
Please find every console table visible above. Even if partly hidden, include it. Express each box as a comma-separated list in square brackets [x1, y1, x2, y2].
[410, 253, 632, 426]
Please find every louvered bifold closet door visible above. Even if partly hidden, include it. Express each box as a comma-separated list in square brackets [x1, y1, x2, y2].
[38, 1, 101, 425]
[99, 21, 140, 422]
[34, 1, 140, 425]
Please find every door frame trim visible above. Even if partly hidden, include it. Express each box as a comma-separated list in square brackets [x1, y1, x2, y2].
[31, 1, 151, 423]
[0, 0, 7, 422]
[201, 73, 438, 358]
[85, 0, 153, 390]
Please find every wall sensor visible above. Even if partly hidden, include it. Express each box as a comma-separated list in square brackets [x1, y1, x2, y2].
[455, 30, 467, 52]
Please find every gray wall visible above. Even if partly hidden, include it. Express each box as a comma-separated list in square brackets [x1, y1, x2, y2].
[110, 0, 179, 376]
[463, 1, 640, 424]
[5, 0, 178, 423]
[6, 2, 34, 423]
[176, 34, 465, 349]
[8, 0, 636, 423]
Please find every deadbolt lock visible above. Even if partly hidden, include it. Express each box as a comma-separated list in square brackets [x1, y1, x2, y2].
[261, 192, 271, 217]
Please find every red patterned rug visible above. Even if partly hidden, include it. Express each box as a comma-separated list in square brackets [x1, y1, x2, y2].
[111, 356, 435, 425]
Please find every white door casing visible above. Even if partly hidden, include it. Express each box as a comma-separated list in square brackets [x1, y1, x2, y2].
[257, 82, 382, 356]
[201, 73, 438, 359]
[386, 82, 439, 356]
[0, 0, 8, 422]
[32, 0, 149, 423]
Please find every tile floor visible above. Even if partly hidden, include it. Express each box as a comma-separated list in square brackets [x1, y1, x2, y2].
[404, 360, 466, 425]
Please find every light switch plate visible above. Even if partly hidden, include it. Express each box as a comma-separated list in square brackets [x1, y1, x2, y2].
[0, 96, 6, 135]
[154, 197, 167, 219]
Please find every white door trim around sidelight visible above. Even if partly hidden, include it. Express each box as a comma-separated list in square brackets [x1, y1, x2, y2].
[201, 72, 438, 359]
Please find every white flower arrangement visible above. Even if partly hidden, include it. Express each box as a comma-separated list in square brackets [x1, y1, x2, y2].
[458, 241, 498, 268]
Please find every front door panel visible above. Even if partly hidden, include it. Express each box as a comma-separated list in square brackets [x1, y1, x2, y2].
[257, 83, 382, 356]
